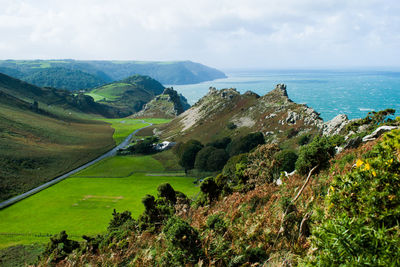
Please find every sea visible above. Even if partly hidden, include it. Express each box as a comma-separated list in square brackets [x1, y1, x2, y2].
[169, 69, 400, 121]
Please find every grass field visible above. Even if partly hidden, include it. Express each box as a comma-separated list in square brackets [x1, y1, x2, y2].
[0, 153, 197, 249]
[99, 118, 171, 144]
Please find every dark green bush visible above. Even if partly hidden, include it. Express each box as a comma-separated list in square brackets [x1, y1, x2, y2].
[227, 132, 265, 157]
[163, 216, 202, 264]
[206, 213, 227, 234]
[295, 136, 336, 175]
[157, 183, 176, 204]
[206, 137, 232, 149]
[297, 133, 312, 146]
[177, 140, 204, 171]
[42, 231, 79, 263]
[108, 209, 135, 231]
[274, 150, 298, 173]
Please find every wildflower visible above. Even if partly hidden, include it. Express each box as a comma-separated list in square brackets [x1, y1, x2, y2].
[372, 170, 377, 177]
[356, 159, 364, 167]
[364, 163, 371, 170]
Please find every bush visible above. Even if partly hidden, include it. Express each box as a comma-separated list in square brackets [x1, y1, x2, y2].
[308, 130, 400, 266]
[42, 231, 79, 263]
[178, 140, 204, 171]
[108, 209, 135, 231]
[295, 136, 336, 175]
[222, 153, 248, 183]
[298, 133, 312, 146]
[195, 146, 229, 172]
[163, 216, 202, 264]
[129, 136, 159, 154]
[274, 150, 298, 173]
[157, 183, 176, 204]
[200, 177, 220, 203]
[227, 132, 265, 157]
[227, 122, 237, 130]
[206, 213, 227, 234]
[206, 137, 232, 149]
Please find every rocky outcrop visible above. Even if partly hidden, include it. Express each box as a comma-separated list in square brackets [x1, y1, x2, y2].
[322, 114, 349, 136]
[132, 88, 190, 119]
[159, 84, 324, 143]
[362, 126, 399, 142]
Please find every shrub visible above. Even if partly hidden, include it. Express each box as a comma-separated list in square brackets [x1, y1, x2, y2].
[157, 183, 176, 204]
[298, 133, 312, 146]
[178, 140, 204, 171]
[42, 231, 79, 263]
[227, 122, 237, 130]
[274, 150, 298, 173]
[227, 132, 265, 157]
[206, 137, 232, 149]
[295, 136, 336, 175]
[200, 177, 220, 203]
[308, 130, 400, 266]
[163, 216, 202, 264]
[195, 146, 229, 172]
[108, 209, 135, 231]
[206, 213, 227, 234]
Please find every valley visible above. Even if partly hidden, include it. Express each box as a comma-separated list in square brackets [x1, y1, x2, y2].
[0, 118, 198, 249]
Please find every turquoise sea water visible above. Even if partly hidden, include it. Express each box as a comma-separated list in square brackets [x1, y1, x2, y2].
[169, 69, 400, 121]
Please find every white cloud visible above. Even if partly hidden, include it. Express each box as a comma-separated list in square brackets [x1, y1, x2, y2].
[0, 0, 399, 68]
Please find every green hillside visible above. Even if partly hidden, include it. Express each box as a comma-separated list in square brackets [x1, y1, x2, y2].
[0, 93, 115, 202]
[0, 59, 226, 90]
[22, 67, 106, 90]
[0, 73, 124, 118]
[89, 74, 165, 114]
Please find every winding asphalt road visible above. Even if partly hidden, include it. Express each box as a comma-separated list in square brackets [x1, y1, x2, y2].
[0, 121, 153, 210]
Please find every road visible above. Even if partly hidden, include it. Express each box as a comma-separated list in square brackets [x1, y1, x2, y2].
[0, 121, 153, 210]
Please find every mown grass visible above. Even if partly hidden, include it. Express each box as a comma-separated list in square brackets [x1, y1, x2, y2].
[0, 154, 197, 249]
[98, 118, 170, 144]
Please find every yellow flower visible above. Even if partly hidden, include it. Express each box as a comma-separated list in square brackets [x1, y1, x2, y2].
[388, 195, 396, 201]
[356, 159, 364, 167]
[372, 170, 377, 177]
[364, 163, 371, 170]
[330, 186, 335, 192]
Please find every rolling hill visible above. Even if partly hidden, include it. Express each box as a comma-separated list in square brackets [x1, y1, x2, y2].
[0, 60, 226, 90]
[0, 91, 115, 202]
[88, 74, 166, 114]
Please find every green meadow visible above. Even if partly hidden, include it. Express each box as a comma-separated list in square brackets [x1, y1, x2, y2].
[0, 117, 192, 249]
[0, 154, 197, 249]
[99, 118, 170, 144]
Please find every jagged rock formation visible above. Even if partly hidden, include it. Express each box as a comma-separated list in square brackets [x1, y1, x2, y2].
[322, 114, 350, 136]
[158, 84, 324, 143]
[132, 88, 190, 119]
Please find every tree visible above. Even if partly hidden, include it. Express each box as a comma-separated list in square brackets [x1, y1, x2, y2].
[227, 132, 265, 157]
[178, 140, 203, 171]
[157, 183, 176, 204]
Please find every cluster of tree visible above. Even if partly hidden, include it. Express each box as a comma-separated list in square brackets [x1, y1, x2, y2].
[174, 132, 265, 173]
[125, 136, 159, 155]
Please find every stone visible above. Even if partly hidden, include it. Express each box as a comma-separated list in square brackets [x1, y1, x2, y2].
[343, 136, 362, 149]
[286, 110, 300, 125]
[362, 126, 399, 142]
[322, 114, 349, 136]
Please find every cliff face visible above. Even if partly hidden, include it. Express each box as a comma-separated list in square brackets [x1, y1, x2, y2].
[158, 84, 323, 144]
[132, 88, 190, 119]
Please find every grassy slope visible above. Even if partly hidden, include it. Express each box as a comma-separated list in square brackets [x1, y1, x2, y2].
[0, 101, 115, 202]
[0, 155, 197, 249]
[0, 117, 191, 249]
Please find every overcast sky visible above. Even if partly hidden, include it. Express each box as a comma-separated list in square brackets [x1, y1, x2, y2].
[1, 0, 399, 69]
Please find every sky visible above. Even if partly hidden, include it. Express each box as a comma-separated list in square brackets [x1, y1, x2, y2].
[0, 0, 399, 70]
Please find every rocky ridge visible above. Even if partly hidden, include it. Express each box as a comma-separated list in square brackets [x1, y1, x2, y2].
[158, 84, 325, 143]
[132, 88, 190, 119]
